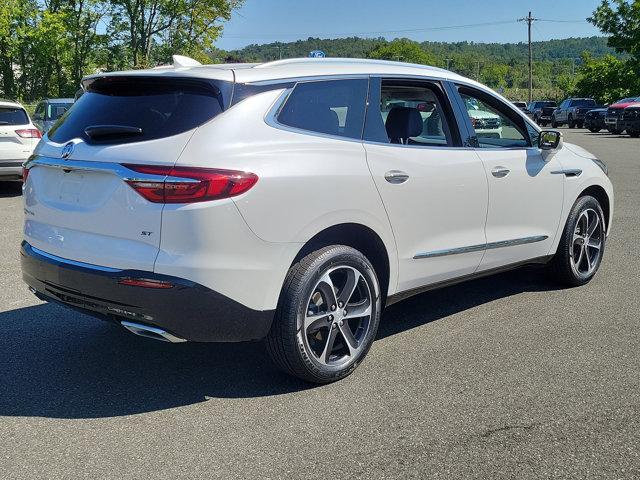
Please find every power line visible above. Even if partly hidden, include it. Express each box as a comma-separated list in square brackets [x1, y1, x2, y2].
[222, 19, 519, 39]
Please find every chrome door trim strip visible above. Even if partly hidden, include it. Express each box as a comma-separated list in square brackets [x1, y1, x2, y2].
[413, 235, 549, 259]
[550, 169, 582, 177]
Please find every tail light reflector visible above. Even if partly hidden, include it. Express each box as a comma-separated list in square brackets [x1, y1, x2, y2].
[122, 165, 258, 204]
[118, 278, 174, 289]
[22, 166, 29, 182]
[15, 129, 42, 138]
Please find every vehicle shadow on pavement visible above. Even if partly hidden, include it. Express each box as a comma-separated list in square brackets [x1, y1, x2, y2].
[0, 181, 22, 197]
[0, 267, 560, 419]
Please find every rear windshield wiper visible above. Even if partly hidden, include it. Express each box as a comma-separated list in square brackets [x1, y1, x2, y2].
[84, 125, 143, 140]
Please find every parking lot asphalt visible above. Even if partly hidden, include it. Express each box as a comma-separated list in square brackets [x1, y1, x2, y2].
[1, 129, 639, 479]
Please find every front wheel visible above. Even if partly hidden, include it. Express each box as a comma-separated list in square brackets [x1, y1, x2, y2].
[552, 118, 560, 128]
[266, 245, 382, 383]
[548, 196, 606, 286]
[588, 127, 601, 133]
[568, 115, 575, 128]
[628, 130, 640, 138]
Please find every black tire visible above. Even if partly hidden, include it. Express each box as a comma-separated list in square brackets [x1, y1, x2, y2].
[548, 196, 606, 287]
[552, 119, 560, 128]
[628, 130, 640, 138]
[610, 129, 622, 135]
[588, 127, 600, 133]
[266, 245, 382, 384]
[568, 115, 575, 128]
[577, 121, 584, 129]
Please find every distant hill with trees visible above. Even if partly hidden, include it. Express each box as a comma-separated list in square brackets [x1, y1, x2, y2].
[214, 36, 620, 102]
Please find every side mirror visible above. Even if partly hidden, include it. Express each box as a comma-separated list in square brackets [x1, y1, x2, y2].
[539, 130, 563, 151]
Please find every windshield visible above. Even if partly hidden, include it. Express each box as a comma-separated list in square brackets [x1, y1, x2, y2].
[0, 107, 29, 125]
[541, 101, 557, 107]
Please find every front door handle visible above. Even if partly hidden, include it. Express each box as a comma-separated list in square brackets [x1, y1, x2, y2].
[384, 170, 409, 184]
[491, 166, 510, 178]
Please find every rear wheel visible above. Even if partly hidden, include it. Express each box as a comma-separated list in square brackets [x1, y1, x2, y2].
[266, 245, 382, 383]
[551, 117, 560, 128]
[577, 121, 584, 129]
[568, 115, 575, 128]
[628, 130, 640, 138]
[549, 196, 606, 286]
[610, 128, 623, 135]
[588, 127, 600, 133]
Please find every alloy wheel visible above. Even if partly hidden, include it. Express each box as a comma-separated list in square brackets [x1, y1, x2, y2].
[302, 266, 373, 368]
[570, 208, 604, 278]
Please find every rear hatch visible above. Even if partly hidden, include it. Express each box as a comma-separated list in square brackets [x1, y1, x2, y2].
[24, 73, 233, 270]
[0, 106, 37, 161]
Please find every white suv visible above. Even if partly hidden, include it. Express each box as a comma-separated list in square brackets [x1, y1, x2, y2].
[0, 99, 41, 180]
[21, 58, 613, 383]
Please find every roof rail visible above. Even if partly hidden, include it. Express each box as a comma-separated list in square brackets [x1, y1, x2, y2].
[172, 55, 202, 68]
[254, 57, 451, 74]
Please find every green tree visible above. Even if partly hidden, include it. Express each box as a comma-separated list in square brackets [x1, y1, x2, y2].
[573, 53, 639, 103]
[108, 0, 243, 67]
[368, 38, 437, 65]
[589, 0, 640, 62]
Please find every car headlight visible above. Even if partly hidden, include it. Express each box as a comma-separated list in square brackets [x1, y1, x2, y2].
[591, 158, 608, 176]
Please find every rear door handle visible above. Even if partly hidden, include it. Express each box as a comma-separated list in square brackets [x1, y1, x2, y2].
[384, 170, 409, 184]
[491, 166, 510, 178]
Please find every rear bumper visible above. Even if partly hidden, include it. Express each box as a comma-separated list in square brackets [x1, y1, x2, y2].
[21, 241, 274, 342]
[0, 160, 24, 179]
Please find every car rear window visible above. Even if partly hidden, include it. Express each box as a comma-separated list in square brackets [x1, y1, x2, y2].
[0, 107, 29, 126]
[276, 79, 368, 140]
[48, 77, 231, 144]
[573, 99, 596, 107]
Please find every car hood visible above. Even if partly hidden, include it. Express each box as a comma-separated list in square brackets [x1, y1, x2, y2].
[609, 102, 639, 109]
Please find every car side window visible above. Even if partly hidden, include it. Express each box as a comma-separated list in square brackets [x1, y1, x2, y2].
[363, 79, 457, 147]
[277, 79, 368, 140]
[34, 103, 44, 120]
[457, 86, 530, 149]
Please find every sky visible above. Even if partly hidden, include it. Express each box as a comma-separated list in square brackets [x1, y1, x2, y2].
[216, 0, 605, 50]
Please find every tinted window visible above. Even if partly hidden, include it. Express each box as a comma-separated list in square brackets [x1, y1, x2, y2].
[458, 86, 530, 149]
[277, 79, 368, 139]
[364, 80, 454, 146]
[573, 99, 596, 107]
[47, 103, 73, 121]
[0, 107, 29, 125]
[49, 77, 230, 144]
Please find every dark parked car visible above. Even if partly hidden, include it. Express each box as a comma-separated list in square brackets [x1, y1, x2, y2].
[583, 108, 608, 133]
[604, 97, 640, 134]
[619, 103, 640, 137]
[527, 101, 558, 126]
[551, 98, 597, 128]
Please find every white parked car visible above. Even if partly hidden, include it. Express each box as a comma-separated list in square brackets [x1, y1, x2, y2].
[0, 99, 41, 180]
[21, 58, 613, 383]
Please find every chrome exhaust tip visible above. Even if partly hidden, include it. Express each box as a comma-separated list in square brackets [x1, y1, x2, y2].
[121, 321, 186, 343]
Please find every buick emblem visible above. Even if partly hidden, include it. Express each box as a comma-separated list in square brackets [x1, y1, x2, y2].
[61, 142, 74, 159]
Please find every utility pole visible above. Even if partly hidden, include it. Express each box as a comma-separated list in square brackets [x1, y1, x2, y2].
[518, 11, 538, 103]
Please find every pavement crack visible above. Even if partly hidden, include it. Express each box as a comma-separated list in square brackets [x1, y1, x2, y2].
[480, 422, 542, 438]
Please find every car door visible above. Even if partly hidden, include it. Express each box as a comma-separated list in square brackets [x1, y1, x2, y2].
[363, 77, 488, 293]
[558, 100, 569, 122]
[454, 84, 564, 270]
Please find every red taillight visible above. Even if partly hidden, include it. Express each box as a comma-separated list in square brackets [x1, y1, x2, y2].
[15, 129, 42, 139]
[122, 164, 258, 204]
[118, 278, 174, 289]
[22, 166, 29, 182]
